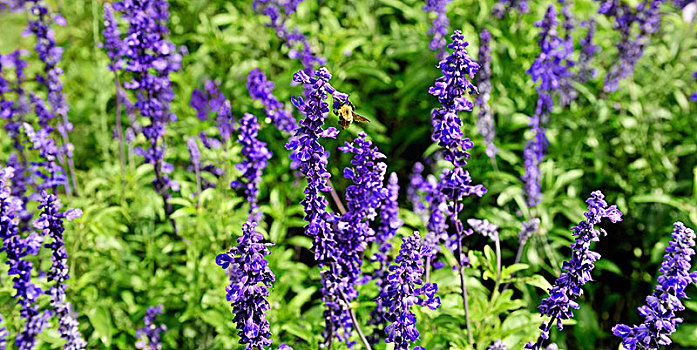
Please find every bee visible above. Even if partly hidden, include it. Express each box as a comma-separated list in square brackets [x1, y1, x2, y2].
[333, 99, 370, 129]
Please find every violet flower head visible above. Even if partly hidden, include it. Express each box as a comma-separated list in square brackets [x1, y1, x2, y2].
[247, 68, 297, 134]
[519, 217, 540, 243]
[116, 0, 182, 213]
[492, 0, 530, 19]
[423, 0, 452, 60]
[407, 162, 437, 224]
[467, 218, 498, 240]
[101, 3, 123, 71]
[476, 29, 497, 160]
[215, 221, 275, 349]
[33, 191, 86, 349]
[381, 231, 441, 350]
[135, 305, 167, 350]
[190, 80, 235, 142]
[0, 313, 7, 350]
[0, 0, 29, 11]
[1, 167, 50, 350]
[489, 339, 507, 350]
[367, 172, 403, 344]
[690, 71, 697, 101]
[24, 121, 67, 190]
[27, 1, 74, 168]
[612, 222, 697, 350]
[526, 191, 623, 350]
[575, 20, 600, 83]
[230, 113, 272, 222]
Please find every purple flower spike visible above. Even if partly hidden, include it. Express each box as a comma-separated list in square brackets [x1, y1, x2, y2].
[612, 222, 697, 350]
[135, 305, 166, 350]
[215, 222, 275, 350]
[0, 313, 7, 350]
[230, 113, 272, 222]
[247, 68, 297, 134]
[33, 191, 87, 349]
[1, 168, 51, 350]
[115, 0, 183, 234]
[367, 172, 403, 344]
[423, 0, 452, 60]
[489, 339, 507, 350]
[492, 0, 529, 18]
[476, 29, 497, 160]
[526, 191, 623, 349]
[286, 67, 351, 346]
[380, 231, 441, 350]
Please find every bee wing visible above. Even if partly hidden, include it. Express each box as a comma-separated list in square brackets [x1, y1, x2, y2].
[352, 112, 370, 123]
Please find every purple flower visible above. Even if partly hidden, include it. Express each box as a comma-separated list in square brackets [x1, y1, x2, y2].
[115, 0, 182, 233]
[101, 3, 124, 71]
[32, 191, 86, 349]
[26, 1, 75, 191]
[252, 0, 326, 96]
[135, 305, 167, 350]
[230, 113, 272, 222]
[0, 0, 30, 11]
[367, 172, 403, 344]
[476, 29, 497, 160]
[247, 68, 297, 134]
[524, 5, 571, 208]
[612, 222, 697, 350]
[423, 0, 452, 60]
[0, 167, 51, 350]
[190, 81, 235, 142]
[489, 339, 507, 350]
[526, 191, 623, 349]
[24, 120, 67, 191]
[216, 221, 275, 349]
[467, 218, 498, 240]
[380, 231, 441, 350]
[574, 20, 600, 83]
[285, 67, 351, 346]
[519, 217, 540, 243]
[598, 0, 665, 92]
[492, 0, 529, 18]
[0, 313, 7, 350]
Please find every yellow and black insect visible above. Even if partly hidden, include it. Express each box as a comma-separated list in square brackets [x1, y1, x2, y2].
[333, 99, 370, 129]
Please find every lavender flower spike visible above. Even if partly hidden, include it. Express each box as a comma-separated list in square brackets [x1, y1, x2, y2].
[230, 113, 272, 222]
[247, 68, 297, 134]
[526, 191, 623, 349]
[380, 231, 441, 350]
[1, 167, 50, 350]
[135, 305, 167, 350]
[476, 29, 497, 160]
[33, 191, 86, 349]
[489, 339, 507, 350]
[0, 313, 7, 350]
[216, 221, 275, 349]
[612, 222, 697, 350]
[423, 0, 452, 60]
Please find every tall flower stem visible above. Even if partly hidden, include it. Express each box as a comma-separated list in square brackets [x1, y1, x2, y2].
[339, 291, 372, 350]
[456, 219, 474, 346]
[113, 72, 126, 182]
[495, 236, 501, 286]
[327, 178, 347, 215]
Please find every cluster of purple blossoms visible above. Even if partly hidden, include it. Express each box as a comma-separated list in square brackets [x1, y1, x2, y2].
[598, 0, 665, 92]
[574, 20, 600, 84]
[526, 191, 623, 350]
[216, 220, 277, 349]
[367, 172, 403, 344]
[492, 0, 530, 18]
[407, 163, 437, 224]
[286, 67, 355, 346]
[423, 0, 452, 60]
[230, 113, 272, 222]
[24, 120, 67, 191]
[26, 1, 77, 193]
[428, 31, 486, 271]
[0, 313, 7, 350]
[467, 218, 498, 240]
[33, 191, 86, 349]
[252, 0, 326, 94]
[380, 231, 440, 350]
[612, 222, 697, 350]
[113, 0, 183, 233]
[0, 167, 50, 350]
[0, 0, 29, 11]
[475, 29, 497, 160]
[524, 5, 571, 208]
[247, 68, 297, 134]
[190, 80, 235, 146]
[135, 305, 167, 350]
[488, 339, 507, 350]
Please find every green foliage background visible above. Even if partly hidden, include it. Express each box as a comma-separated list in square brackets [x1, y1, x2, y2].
[1, 0, 697, 349]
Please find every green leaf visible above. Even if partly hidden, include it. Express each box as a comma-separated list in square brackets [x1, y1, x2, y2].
[87, 305, 113, 346]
